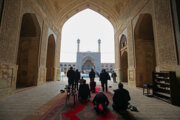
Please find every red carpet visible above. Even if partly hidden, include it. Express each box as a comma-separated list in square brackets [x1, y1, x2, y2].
[25, 85, 136, 120]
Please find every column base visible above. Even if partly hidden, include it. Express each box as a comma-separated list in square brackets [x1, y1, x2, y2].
[37, 66, 46, 85]
[0, 63, 18, 97]
[128, 67, 136, 86]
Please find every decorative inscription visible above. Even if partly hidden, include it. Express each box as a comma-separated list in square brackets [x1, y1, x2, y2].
[129, 70, 134, 81]
[0, 68, 12, 89]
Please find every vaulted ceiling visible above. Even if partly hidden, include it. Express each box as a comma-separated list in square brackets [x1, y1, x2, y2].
[43, 0, 130, 30]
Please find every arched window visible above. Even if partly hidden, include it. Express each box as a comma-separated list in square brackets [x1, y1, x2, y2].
[120, 35, 127, 49]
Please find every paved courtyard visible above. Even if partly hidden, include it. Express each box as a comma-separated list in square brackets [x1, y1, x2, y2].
[0, 77, 180, 120]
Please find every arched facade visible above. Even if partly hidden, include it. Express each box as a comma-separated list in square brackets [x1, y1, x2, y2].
[76, 52, 101, 73]
[16, 13, 41, 88]
[0, 0, 179, 98]
[46, 34, 56, 81]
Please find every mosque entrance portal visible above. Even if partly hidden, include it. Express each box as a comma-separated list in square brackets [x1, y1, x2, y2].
[82, 59, 95, 73]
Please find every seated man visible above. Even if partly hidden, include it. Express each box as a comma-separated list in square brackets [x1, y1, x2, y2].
[112, 83, 131, 112]
[90, 80, 96, 93]
[93, 92, 109, 112]
[78, 80, 91, 101]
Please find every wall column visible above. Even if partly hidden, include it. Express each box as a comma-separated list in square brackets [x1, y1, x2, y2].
[0, 0, 21, 96]
[54, 30, 61, 80]
[114, 31, 121, 83]
[127, 21, 136, 86]
[37, 21, 48, 85]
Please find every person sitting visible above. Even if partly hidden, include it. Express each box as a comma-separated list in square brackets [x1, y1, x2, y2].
[90, 80, 96, 93]
[79, 77, 85, 85]
[93, 92, 109, 112]
[78, 80, 91, 101]
[112, 83, 131, 112]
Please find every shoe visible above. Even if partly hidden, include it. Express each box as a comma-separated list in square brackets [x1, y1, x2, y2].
[60, 90, 65, 93]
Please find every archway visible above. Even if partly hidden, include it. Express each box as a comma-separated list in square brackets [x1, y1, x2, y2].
[60, 8, 114, 73]
[46, 34, 55, 81]
[119, 35, 128, 82]
[134, 14, 156, 87]
[16, 13, 41, 88]
[81, 56, 95, 73]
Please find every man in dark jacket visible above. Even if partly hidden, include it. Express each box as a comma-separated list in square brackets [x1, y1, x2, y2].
[112, 83, 130, 112]
[78, 80, 91, 101]
[90, 80, 96, 93]
[111, 71, 117, 83]
[100, 69, 110, 92]
[75, 69, 80, 90]
[93, 92, 109, 112]
[89, 68, 95, 81]
[67, 67, 75, 88]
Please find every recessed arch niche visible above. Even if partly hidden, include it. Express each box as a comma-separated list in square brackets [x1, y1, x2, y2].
[134, 13, 156, 87]
[46, 34, 56, 81]
[81, 56, 96, 73]
[16, 13, 41, 88]
[119, 34, 128, 82]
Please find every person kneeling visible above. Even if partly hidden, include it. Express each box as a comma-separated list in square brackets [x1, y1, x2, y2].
[93, 92, 109, 112]
[112, 83, 130, 113]
[78, 80, 91, 102]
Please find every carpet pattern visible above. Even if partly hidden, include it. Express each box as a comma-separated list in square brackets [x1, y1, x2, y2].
[25, 85, 136, 120]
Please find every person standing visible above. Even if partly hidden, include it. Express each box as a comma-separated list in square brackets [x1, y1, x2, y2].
[112, 83, 131, 112]
[75, 69, 80, 90]
[100, 69, 110, 92]
[90, 79, 96, 93]
[67, 67, 75, 88]
[111, 71, 117, 83]
[89, 68, 95, 82]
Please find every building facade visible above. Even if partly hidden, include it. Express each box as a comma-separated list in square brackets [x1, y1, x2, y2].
[60, 39, 114, 73]
[60, 62, 114, 73]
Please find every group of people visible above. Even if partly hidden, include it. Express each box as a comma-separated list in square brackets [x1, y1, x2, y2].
[89, 68, 117, 92]
[66, 67, 130, 113]
[93, 83, 130, 113]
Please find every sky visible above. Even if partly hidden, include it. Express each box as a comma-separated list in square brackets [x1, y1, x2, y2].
[60, 9, 115, 63]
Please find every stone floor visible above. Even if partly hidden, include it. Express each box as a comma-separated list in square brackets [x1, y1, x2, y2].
[0, 77, 180, 120]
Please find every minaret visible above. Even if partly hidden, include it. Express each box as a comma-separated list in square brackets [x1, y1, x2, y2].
[98, 39, 101, 53]
[77, 38, 80, 52]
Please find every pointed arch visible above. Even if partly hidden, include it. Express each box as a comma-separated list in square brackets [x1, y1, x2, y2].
[82, 56, 96, 72]
[134, 13, 156, 87]
[46, 34, 56, 81]
[16, 13, 41, 88]
[57, 1, 118, 30]
[119, 34, 128, 82]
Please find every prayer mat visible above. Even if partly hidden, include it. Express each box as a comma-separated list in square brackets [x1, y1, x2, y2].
[25, 85, 136, 120]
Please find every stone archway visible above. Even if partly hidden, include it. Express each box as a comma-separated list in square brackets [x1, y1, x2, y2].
[16, 13, 41, 88]
[119, 35, 128, 82]
[134, 14, 156, 87]
[46, 34, 55, 81]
